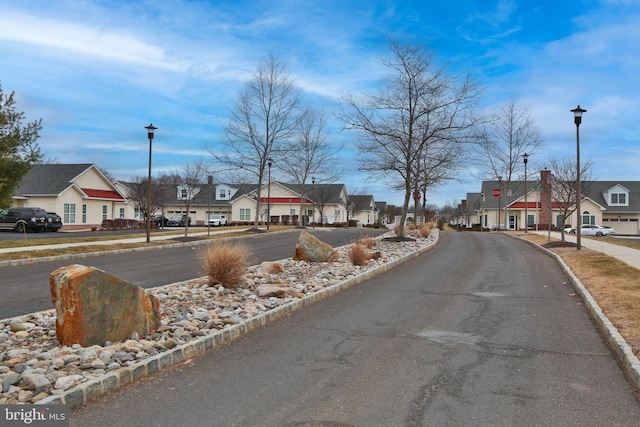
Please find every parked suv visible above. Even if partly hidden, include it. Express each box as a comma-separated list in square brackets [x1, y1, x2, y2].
[0, 207, 49, 232]
[207, 214, 228, 227]
[45, 212, 63, 232]
[167, 214, 191, 227]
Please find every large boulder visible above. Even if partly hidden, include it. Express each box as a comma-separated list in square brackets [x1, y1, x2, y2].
[50, 264, 160, 347]
[293, 231, 338, 262]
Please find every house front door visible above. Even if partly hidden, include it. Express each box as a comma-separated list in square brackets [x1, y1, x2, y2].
[509, 214, 518, 230]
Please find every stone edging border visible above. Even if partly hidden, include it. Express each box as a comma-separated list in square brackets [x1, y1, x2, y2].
[510, 234, 640, 391]
[34, 231, 439, 408]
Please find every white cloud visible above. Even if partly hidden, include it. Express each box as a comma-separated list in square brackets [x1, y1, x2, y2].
[0, 11, 187, 71]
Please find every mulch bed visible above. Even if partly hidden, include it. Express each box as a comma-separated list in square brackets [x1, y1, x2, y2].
[542, 241, 578, 249]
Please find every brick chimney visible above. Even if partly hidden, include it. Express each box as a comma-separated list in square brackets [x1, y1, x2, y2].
[539, 169, 552, 229]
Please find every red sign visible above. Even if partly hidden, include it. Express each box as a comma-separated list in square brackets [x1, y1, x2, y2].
[492, 188, 501, 199]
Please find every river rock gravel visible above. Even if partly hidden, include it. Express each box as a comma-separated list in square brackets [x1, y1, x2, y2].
[0, 229, 437, 404]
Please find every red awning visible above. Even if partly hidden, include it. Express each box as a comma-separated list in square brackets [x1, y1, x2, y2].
[258, 197, 311, 203]
[82, 188, 125, 202]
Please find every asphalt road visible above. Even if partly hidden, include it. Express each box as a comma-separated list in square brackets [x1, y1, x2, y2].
[0, 228, 384, 319]
[70, 231, 640, 426]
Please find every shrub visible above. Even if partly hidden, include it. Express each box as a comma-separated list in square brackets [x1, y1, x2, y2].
[419, 222, 435, 238]
[200, 242, 250, 288]
[348, 243, 370, 266]
[360, 237, 376, 249]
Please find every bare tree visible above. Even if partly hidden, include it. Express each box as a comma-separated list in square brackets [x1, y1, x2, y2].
[278, 108, 342, 225]
[340, 41, 482, 238]
[173, 160, 210, 237]
[127, 174, 173, 225]
[474, 97, 542, 227]
[213, 55, 301, 228]
[548, 156, 597, 242]
[311, 184, 335, 225]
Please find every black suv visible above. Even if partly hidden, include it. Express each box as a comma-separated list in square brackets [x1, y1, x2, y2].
[46, 212, 63, 232]
[0, 207, 49, 232]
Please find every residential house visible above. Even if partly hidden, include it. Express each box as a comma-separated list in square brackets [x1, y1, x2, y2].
[475, 169, 640, 234]
[12, 163, 379, 230]
[12, 164, 127, 230]
[237, 182, 350, 226]
[349, 194, 377, 225]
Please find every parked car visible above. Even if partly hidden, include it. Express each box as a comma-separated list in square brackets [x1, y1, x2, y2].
[564, 224, 615, 237]
[167, 214, 191, 227]
[0, 207, 48, 232]
[153, 215, 169, 227]
[207, 214, 228, 227]
[45, 212, 63, 232]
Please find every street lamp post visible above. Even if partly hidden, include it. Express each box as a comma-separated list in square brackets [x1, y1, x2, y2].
[144, 123, 157, 243]
[571, 105, 586, 250]
[267, 158, 272, 230]
[312, 177, 316, 230]
[523, 153, 529, 233]
[207, 175, 213, 236]
[497, 175, 502, 230]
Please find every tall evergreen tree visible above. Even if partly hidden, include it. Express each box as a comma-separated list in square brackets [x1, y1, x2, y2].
[0, 83, 43, 206]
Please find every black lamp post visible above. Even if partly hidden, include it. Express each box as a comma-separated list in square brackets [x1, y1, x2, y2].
[267, 158, 272, 230]
[523, 153, 529, 233]
[312, 176, 316, 230]
[497, 175, 502, 230]
[207, 175, 213, 236]
[144, 123, 157, 243]
[571, 105, 586, 250]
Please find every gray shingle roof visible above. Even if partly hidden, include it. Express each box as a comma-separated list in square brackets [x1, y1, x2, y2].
[15, 164, 94, 196]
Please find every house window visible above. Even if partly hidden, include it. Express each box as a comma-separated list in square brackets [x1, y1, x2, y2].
[181, 189, 188, 199]
[582, 211, 595, 225]
[611, 193, 627, 205]
[240, 208, 250, 221]
[134, 207, 141, 220]
[82, 204, 87, 223]
[102, 205, 108, 220]
[119, 208, 125, 219]
[64, 203, 76, 224]
[290, 208, 296, 215]
[219, 189, 226, 199]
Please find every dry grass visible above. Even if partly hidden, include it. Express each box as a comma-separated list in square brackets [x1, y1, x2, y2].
[348, 243, 370, 266]
[359, 237, 376, 249]
[419, 222, 435, 238]
[199, 242, 251, 288]
[515, 233, 640, 356]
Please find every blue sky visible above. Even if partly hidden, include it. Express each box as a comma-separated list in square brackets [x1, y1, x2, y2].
[1, 0, 639, 207]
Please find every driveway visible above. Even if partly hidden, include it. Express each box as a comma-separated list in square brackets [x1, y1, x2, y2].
[69, 232, 640, 426]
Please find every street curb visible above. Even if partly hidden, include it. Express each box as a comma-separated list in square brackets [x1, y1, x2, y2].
[35, 231, 439, 408]
[510, 234, 640, 392]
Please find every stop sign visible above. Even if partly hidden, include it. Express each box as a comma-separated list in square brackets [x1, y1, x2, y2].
[492, 188, 501, 199]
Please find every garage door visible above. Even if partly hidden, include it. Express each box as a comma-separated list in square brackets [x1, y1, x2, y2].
[603, 218, 639, 235]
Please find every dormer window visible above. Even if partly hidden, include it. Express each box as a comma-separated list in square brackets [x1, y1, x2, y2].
[611, 193, 626, 204]
[219, 189, 226, 199]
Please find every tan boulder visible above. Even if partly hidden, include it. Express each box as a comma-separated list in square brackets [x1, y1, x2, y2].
[50, 264, 160, 347]
[256, 282, 298, 298]
[292, 231, 338, 262]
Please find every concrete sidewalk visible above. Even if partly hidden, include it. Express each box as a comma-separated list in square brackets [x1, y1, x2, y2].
[529, 230, 640, 270]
